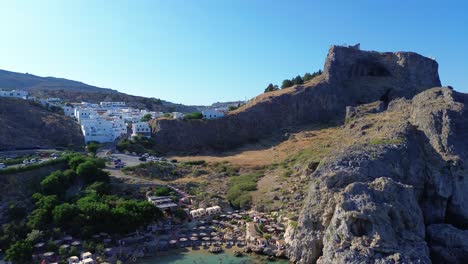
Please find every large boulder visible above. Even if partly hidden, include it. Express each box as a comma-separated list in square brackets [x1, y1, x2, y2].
[289, 88, 468, 263]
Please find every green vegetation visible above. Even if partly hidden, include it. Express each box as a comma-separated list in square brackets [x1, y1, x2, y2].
[117, 136, 157, 154]
[154, 186, 176, 196]
[0, 153, 163, 260]
[86, 141, 100, 157]
[184, 112, 203, 120]
[213, 161, 239, 176]
[0, 158, 67, 175]
[281, 79, 294, 89]
[141, 113, 153, 122]
[227, 171, 263, 209]
[0, 155, 39, 166]
[4, 240, 32, 264]
[277, 69, 323, 90]
[264, 83, 280, 93]
[289, 221, 298, 230]
[303, 70, 323, 82]
[369, 137, 404, 146]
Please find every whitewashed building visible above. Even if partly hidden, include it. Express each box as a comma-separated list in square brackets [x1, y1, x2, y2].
[202, 109, 225, 119]
[47, 97, 61, 103]
[63, 106, 75, 117]
[81, 118, 127, 143]
[173, 112, 184, 119]
[0, 89, 29, 99]
[75, 108, 96, 123]
[100, 101, 126, 108]
[132, 122, 151, 138]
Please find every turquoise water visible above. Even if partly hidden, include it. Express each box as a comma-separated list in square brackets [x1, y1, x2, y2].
[137, 250, 289, 264]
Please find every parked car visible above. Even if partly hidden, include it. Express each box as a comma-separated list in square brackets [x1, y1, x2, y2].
[29, 159, 38, 163]
[138, 157, 147, 162]
[0, 163, 6, 169]
[23, 160, 30, 164]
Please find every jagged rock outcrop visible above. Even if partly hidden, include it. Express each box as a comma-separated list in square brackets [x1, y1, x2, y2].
[151, 45, 440, 153]
[289, 88, 468, 264]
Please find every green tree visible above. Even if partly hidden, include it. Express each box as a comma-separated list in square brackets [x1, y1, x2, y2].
[292, 75, 303, 85]
[184, 112, 203, 120]
[68, 155, 87, 170]
[35, 195, 59, 210]
[76, 160, 109, 183]
[86, 142, 100, 157]
[53, 203, 79, 226]
[303, 72, 313, 82]
[40, 171, 70, 195]
[281, 79, 294, 89]
[25, 229, 44, 243]
[5, 240, 33, 264]
[27, 209, 49, 229]
[140, 113, 152, 122]
[264, 83, 279, 93]
[69, 246, 79, 257]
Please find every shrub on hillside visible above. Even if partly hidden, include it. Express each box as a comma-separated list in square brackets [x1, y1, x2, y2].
[184, 112, 203, 120]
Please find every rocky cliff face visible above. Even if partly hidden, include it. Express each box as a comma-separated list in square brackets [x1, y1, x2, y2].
[288, 88, 468, 263]
[0, 98, 84, 149]
[151, 45, 440, 153]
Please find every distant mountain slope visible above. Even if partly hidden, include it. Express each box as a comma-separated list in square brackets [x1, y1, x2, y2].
[0, 69, 117, 93]
[0, 69, 198, 112]
[0, 98, 84, 149]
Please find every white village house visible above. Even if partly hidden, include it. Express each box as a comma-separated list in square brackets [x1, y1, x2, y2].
[202, 109, 224, 119]
[80, 117, 127, 143]
[100, 101, 126, 108]
[0, 89, 29, 99]
[132, 122, 151, 138]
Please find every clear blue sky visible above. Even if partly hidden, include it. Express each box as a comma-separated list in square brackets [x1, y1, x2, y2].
[0, 0, 466, 105]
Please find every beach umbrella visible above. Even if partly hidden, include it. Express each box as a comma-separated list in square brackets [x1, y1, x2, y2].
[202, 237, 210, 241]
[43, 252, 55, 257]
[199, 232, 208, 237]
[190, 237, 198, 241]
[210, 232, 218, 236]
[34, 242, 45, 248]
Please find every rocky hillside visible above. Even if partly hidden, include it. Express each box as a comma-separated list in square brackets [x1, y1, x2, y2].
[0, 98, 84, 149]
[150, 45, 440, 153]
[288, 87, 468, 263]
[0, 69, 197, 112]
